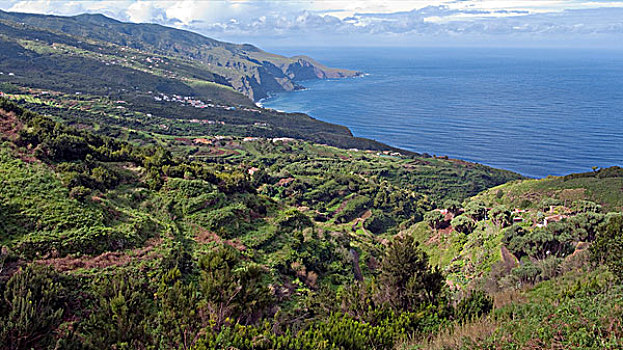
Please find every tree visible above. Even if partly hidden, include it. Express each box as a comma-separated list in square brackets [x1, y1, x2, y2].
[502, 224, 529, 258]
[77, 272, 154, 349]
[539, 198, 561, 212]
[277, 209, 313, 231]
[464, 200, 487, 221]
[451, 215, 475, 235]
[568, 212, 606, 241]
[198, 246, 274, 328]
[489, 205, 511, 227]
[424, 210, 444, 231]
[0, 266, 71, 350]
[591, 214, 623, 281]
[572, 200, 602, 214]
[378, 235, 444, 311]
[443, 199, 461, 215]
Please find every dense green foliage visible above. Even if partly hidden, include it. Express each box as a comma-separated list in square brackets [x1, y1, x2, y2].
[0, 10, 407, 152]
[0, 16, 621, 347]
[0, 100, 526, 349]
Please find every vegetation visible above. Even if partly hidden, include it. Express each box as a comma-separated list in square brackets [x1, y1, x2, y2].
[0, 100, 526, 349]
[1, 10, 622, 349]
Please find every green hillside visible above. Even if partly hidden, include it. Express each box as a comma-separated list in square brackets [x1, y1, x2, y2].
[1, 10, 622, 349]
[0, 100, 526, 349]
[0, 10, 402, 152]
[403, 167, 623, 349]
[0, 10, 361, 101]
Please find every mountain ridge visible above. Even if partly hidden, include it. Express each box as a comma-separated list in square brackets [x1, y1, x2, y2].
[0, 9, 362, 101]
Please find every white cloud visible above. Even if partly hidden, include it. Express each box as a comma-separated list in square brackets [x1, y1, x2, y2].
[126, 1, 167, 23]
[1, 0, 622, 47]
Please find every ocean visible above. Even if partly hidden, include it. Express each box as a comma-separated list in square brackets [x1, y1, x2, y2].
[262, 47, 623, 178]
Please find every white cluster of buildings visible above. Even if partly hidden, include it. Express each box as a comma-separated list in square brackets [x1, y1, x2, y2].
[153, 93, 241, 111]
[188, 119, 225, 125]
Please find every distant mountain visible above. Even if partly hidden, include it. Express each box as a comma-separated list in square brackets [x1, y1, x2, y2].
[0, 9, 388, 150]
[0, 10, 361, 101]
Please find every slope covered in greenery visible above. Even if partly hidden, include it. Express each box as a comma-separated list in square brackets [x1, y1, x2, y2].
[0, 100, 526, 349]
[0, 10, 361, 101]
[0, 10, 399, 152]
[403, 167, 623, 349]
[0, 91, 621, 350]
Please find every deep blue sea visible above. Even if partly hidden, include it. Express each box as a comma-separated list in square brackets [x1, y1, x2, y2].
[262, 47, 623, 178]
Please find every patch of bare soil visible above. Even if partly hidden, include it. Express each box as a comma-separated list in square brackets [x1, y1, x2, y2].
[195, 227, 246, 251]
[499, 245, 519, 270]
[333, 197, 353, 216]
[0, 109, 21, 140]
[37, 238, 162, 272]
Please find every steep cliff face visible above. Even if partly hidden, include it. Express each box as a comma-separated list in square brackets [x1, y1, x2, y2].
[0, 10, 361, 101]
[201, 53, 361, 101]
[285, 56, 361, 80]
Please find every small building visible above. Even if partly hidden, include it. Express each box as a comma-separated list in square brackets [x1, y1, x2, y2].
[272, 137, 295, 143]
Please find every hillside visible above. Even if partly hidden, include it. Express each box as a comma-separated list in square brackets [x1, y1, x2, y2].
[1, 10, 622, 349]
[0, 10, 406, 152]
[0, 100, 527, 349]
[0, 10, 361, 101]
[403, 168, 623, 349]
[1, 87, 622, 350]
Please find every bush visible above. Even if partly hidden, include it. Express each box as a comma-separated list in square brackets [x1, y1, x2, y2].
[0, 266, 74, 350]
[455, 290, 493, 321]
[277, 209, 313, 231]
[424, 210, 445, 230]
[451, 215, 475, 235]
[364, 210, 395, 234]
[592, 214, 623, 281]
[464, 200, 487, 221]
[69, 185, 91, 201]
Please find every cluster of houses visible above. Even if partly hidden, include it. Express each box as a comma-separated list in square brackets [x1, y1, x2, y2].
[377, 150, 403, 157]
[435, 206, 572, 229]
[151, 94, 264, 116]
[188, 119, 226, 125]
[191, 136, 296, 146]
[153, 93, 243, 111]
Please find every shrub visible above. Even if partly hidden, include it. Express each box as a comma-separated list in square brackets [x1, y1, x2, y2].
[464, 200, 487, 221]
[364, 210, 395, 234]
[455, 290, 493, 321]
[451, 215, 475, 235]
[424, 210, 445, 231]
[592, 214, 623, 281]
[277, 209, 313, 231]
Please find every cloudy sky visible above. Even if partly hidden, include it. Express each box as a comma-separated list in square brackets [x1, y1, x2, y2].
[2, 0, 623, 48]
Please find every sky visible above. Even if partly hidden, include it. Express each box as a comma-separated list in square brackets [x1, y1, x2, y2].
[1, 0, 623, 48]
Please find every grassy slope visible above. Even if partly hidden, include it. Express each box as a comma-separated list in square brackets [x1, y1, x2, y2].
[0, 99, 519, 279]
[0, 10, 360, 101]
[474, 170, 623, 212]
[411, 269, 623, 350]
[403, 168, 623, 349]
